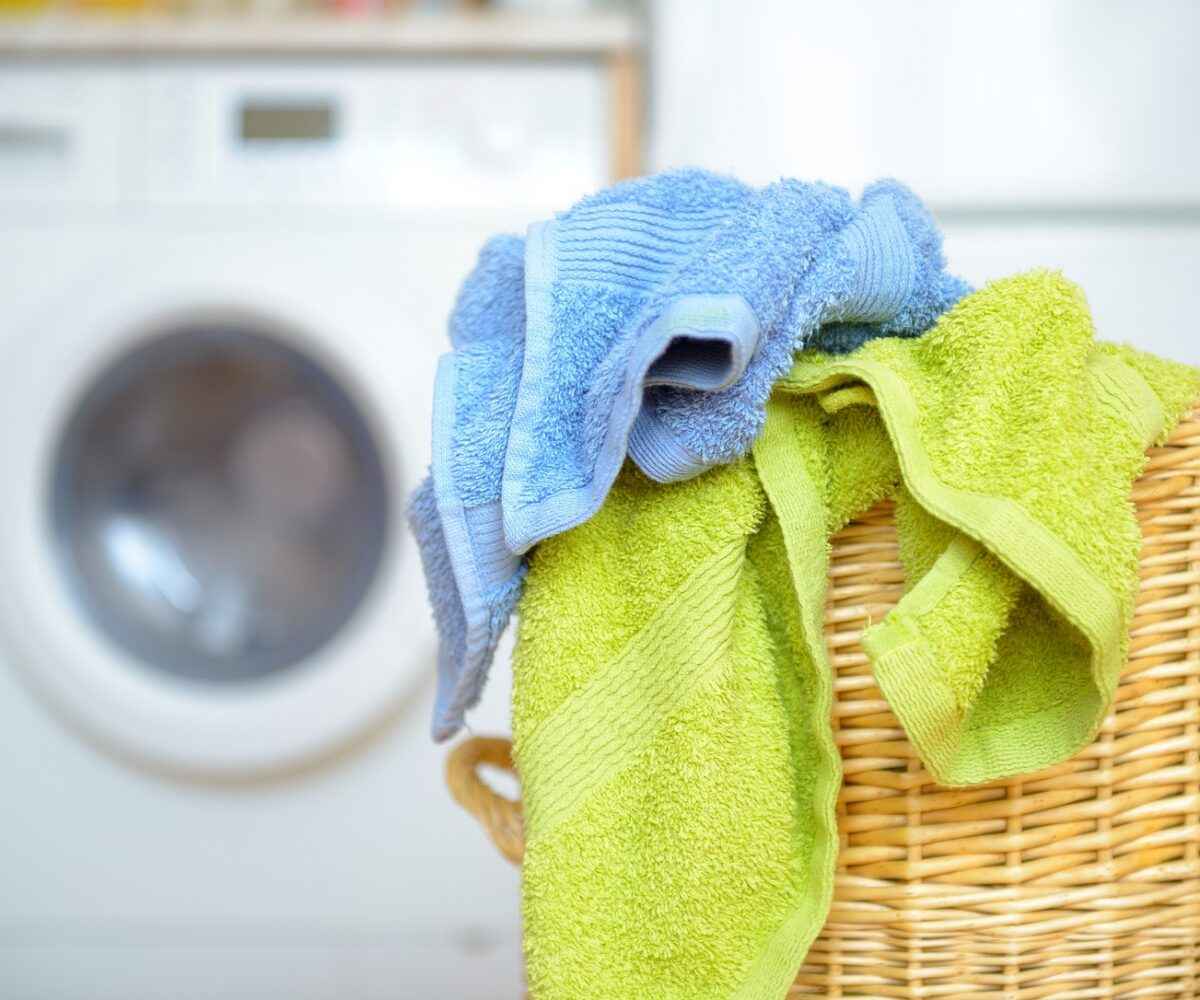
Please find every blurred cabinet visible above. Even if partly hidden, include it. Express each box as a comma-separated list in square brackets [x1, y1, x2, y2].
[652, 0, 1199, 208]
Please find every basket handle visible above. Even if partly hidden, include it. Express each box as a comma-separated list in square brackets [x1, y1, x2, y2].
[445, 736, 525, 864]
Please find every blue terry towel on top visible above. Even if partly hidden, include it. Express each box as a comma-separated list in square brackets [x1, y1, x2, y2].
[411, 168, 969, 741]
[503, 169, 968, 551]
[409, 234, 528, 739]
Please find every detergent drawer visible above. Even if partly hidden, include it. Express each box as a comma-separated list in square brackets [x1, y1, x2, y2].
[0, 66, 127, 208]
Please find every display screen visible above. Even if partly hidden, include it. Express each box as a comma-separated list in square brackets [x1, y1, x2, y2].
[239, 100, 337, 143]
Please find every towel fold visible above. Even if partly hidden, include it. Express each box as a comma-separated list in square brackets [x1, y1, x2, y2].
[505, 169, 967, 549]
[512, 270, 1199, 999]
[411, 168, 967, 740]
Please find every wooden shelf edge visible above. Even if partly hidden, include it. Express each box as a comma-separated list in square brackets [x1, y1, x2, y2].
[0, 9, 643, 57]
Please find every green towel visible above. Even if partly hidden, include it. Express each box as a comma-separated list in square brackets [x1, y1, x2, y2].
[511, 270, 1199, 1000]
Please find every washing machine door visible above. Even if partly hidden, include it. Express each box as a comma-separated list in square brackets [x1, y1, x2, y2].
[51, 321, 390, 687]
[0, 239, 451, 776]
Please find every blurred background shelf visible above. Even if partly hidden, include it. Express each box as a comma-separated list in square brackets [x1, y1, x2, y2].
[0, 9, 642, 57]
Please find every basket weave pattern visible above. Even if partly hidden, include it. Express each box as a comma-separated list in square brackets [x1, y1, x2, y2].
[446, 414, 1200, 999]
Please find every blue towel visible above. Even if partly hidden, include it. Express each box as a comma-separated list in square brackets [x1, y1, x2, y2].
[411, 168, 968, 741]
[411, 234, 528, 739]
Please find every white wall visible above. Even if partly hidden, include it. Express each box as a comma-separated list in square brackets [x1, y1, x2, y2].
[651, 0, 1200, 363]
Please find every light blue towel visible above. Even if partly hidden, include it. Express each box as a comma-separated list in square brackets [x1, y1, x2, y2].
[413, 234, 528, 738]
[411, 168, 969, 741]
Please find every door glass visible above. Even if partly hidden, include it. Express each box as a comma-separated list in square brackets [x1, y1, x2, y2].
[50, 321, 389, 684]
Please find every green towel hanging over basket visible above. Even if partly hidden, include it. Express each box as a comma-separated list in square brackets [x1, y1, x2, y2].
[448, 412, 1200, 1000]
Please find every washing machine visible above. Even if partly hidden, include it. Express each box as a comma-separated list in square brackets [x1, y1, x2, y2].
[0, 59, 607, 999]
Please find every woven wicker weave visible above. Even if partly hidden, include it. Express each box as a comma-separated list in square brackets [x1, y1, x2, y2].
[446, 414, 1200, 999]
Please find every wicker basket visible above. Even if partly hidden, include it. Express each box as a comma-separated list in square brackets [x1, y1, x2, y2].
[446, 414, 1200, 999]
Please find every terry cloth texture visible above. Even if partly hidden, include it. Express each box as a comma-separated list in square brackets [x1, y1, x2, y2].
[505, 168, 969, 550]
[511, 270, 1199, 1000]
[412, 167, 967, 740]
[408, 234, 529, 738]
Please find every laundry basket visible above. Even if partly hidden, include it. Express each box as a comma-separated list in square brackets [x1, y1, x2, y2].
[446, 413, 1200, 999]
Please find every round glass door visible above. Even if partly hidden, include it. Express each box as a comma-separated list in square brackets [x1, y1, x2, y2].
[50, 321, 389, 684]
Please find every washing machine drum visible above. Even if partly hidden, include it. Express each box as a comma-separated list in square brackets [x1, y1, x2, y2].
[51, 323, 390, 686]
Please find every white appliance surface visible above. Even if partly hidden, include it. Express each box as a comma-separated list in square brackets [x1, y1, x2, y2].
[0, 56, 606, 1000]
